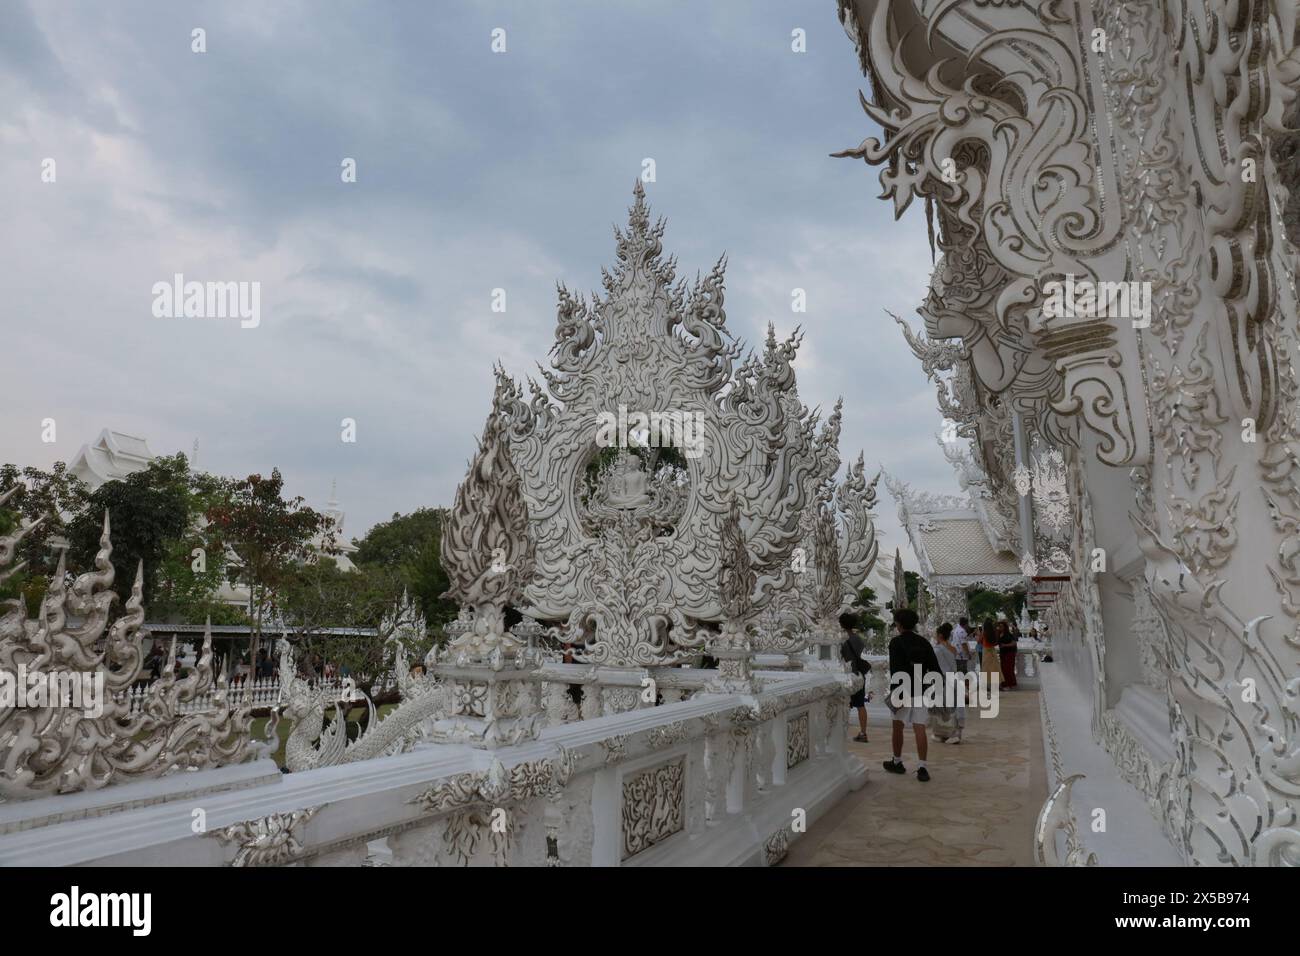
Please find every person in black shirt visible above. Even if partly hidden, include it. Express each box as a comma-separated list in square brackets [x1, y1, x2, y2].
[839, 613, 872, 743]
[882, 607, 942, 782]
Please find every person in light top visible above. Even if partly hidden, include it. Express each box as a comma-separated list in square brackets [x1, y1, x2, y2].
[931, 622, 965, 744]
[952, 616, 972, 673]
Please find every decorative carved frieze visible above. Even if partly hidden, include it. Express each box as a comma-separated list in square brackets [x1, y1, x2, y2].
[786, 712, 809, 769]
[408, 749, 576, 816]
[647, 720, 690, 750]
[621, 757, 685, 859]
[211, 806, 319, 868]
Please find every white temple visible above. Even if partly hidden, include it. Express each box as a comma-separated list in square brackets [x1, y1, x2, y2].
[69, 429, 156, 490]
[6, 0, 1300, 871]
[0, 187, 878, 867]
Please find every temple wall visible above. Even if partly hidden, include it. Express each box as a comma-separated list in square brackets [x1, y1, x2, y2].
[838, 0, 1300, 865]
[0, 670, 864, 868]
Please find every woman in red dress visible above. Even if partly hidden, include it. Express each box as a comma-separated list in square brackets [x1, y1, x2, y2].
[996, 620, 1018, 689]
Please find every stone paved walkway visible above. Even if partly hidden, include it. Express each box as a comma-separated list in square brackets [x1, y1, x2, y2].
[783, 688, 1047, 866]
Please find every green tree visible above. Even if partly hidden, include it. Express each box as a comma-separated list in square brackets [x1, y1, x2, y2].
[854, 585, 887, 634]
[352, 508, 457, 630]
[353, 507, 444, 566]
[277, 559, 416, 698]
[966, 587, 1024, 626]
[66, 454, 193, 608]
[205, 469, 330, 669]
[0, 462, 90, 611]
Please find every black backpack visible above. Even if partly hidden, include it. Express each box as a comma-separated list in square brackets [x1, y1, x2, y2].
[840, 632, 872, 677]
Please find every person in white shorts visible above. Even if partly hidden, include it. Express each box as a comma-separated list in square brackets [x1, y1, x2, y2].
[892, 704, 929, 727]
[882, 607, 942, 782]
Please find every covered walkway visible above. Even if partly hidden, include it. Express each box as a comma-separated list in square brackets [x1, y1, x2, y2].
[784, 688, 1048, 866]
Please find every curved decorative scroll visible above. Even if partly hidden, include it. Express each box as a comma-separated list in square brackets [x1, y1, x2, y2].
[835, 0, 1145, 465]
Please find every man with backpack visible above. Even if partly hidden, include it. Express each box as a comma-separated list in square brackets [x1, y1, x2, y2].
[883, 607, 942, 782]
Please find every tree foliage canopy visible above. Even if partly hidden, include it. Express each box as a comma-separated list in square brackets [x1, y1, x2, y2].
[352, 507, 458, 630]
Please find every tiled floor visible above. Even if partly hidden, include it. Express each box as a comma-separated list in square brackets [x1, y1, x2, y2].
[782, 689, 1047, 866]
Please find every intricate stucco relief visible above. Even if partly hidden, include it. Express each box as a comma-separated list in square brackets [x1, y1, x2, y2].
[836, 0, 1143, 465]
[1036, 694, 1099, 866]
[409, 749, 576, 819]
[275, 635, 449, 772]
[621, 757, 685, 859]
[440, 375, 537, 661]
[1136, 517, 1300, 866]
[212, 807, 319, 868]
[0, 504, 255, 800]
[786, 712, 810, 769]
[839, 0, 1300, 866]
[1130, 582, 1170, 691]
[763, 827, 790, 866]
[482, 185, 876, 667]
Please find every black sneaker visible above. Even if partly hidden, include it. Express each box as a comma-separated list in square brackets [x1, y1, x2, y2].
[882, 759, 905, 774]
[916, 767, 930, 782]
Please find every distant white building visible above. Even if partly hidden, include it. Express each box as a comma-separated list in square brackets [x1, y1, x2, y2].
[68, 429, 359, 612]
[319, 485, 360, 572]
[69, 429, 156, 490]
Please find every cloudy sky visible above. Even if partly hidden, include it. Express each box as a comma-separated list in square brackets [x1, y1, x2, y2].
[0, 0, 953, 571]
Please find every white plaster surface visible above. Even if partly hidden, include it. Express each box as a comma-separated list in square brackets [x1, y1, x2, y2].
[1038, 665, 1182, 866]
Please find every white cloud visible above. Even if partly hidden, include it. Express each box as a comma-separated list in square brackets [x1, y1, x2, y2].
[0, 0, 970, 579]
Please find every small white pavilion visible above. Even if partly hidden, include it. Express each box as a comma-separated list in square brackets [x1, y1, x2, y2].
[69, 429, 156, 490]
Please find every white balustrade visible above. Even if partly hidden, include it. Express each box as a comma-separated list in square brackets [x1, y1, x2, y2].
[119, 673, 399, 714]
[4, 668, 864, 867]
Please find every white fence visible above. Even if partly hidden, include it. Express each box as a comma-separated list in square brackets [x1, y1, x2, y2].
[120, 674, 399, 714]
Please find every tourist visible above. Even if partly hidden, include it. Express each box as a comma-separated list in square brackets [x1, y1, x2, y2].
[997, 620, 1019, 689]
[839, 613, 872, 743]
[561, 642, 585, 709]
[952, 616, 972, 673]
[882, 607, 941, 782]
[931, 622, 965, 744]
[980, 618, 1001, 687]
[143, 644, 164, 683]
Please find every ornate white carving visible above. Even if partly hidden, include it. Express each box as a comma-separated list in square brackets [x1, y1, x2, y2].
[212, 806, 319, 868]
[786, 712, 809, 769]
[0, 507, 254, 799]
[439, 375, 537, 662]
[1030, 450, 1070, 535]
[408, 748, 576, 817]
[621, 757, 685, 859]
[488, 185, 877, 666]
[762, 827, 790, 866]
[275, 638, 450, 772]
